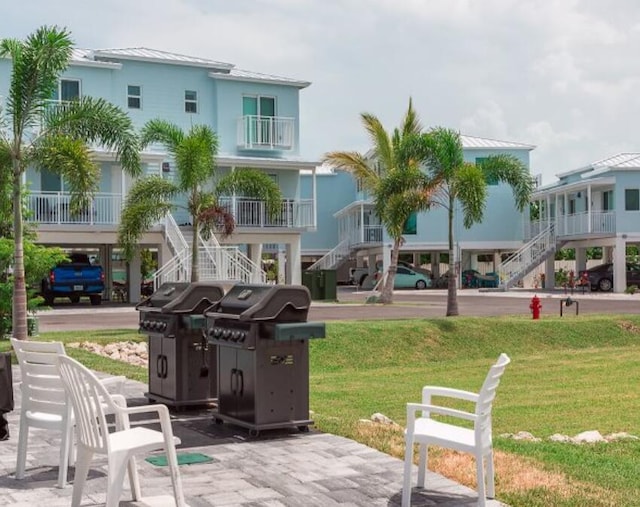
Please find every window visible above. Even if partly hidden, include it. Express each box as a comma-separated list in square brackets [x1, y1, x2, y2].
[569, 199, 576, 215]
[625, 189, 640, 211]
[127, 85, 141, 109]
[52, 79, 81, 101]
[476, 158, 498, 185]
[603, 190, 614, 211]
[185, 90, 198, 113]
[403, 212, 417, 235]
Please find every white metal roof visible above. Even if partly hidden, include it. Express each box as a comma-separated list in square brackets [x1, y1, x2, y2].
[209, 69, 310, 88]
[460, 134, 535, 150]
[91, 47, 233, 70]
[556, 152, 640, 179]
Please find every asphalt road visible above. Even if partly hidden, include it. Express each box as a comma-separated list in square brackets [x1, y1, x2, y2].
[37, 287, 640, 333]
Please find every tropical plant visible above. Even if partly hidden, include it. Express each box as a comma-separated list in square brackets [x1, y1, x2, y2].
[418, 128, 534, 316]
[323, 100, 439, 304]
[0, 238, 67, 336]
[118, 119, 282, 281]
[0, 26, 141, 339]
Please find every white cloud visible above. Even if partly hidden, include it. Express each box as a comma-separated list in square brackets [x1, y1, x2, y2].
[4, 0, 640, 183]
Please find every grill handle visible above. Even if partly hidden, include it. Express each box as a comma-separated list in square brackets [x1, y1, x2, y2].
[238, 370, 244, 396]
[230, 368, 237, 394]
[156, 355, 162, 378]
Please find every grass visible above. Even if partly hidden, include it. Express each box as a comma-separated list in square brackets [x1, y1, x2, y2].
[3, 314, 640, 506]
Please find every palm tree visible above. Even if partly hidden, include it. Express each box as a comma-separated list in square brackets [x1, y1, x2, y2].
[0, 26, 140, 340]
[419, 127, 534, 316]
[323, 100, 439, 304]
[118, 119, 282, 281]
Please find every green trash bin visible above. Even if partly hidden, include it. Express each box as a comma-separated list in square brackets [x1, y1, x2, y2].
[318, 269, 337, 301]
[302, 270, 322, 300]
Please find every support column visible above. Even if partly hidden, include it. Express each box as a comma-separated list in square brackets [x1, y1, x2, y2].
[604, 246, 614, 263]
[102, 245, 112, 301]
[247, 243, 263, 283]
[277, 246, 286, 285]
[129, 249, 142, 304]
[382, 243, 392, 275]
[575, 247, 587, 274]
[493, 252, 501, 272]
[367, 253, 377, 274]
[469, 252, 478, 271]
[286, 237, 302, 285]
[613, 236, 626, 293]
[545, 256, 556, 290]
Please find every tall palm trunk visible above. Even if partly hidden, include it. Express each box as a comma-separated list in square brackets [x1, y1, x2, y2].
[12, 159, 28, 340]
[191, 217, 200, 282]
[379, 239, 401, 304]
[446, 195, 459, 316]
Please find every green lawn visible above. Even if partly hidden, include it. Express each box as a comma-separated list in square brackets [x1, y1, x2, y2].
[3, 314, 640, 506]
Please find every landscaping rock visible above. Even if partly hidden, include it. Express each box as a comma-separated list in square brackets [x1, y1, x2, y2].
[548, 433, 573, 443]
[511, 431, 541, 442]
[371, 413, 395, 425]
[572, 430, 605, 443]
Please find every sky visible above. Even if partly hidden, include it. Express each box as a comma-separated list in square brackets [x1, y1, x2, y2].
[4, 0, 640, 185]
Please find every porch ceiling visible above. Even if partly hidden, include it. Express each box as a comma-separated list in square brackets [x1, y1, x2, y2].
[216, 155, 319, 171]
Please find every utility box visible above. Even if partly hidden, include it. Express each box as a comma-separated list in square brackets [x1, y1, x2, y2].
[302, 270, 337, 301]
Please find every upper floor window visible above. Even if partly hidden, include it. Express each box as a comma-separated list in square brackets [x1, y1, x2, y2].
[242, 95, 275, 117]
[185, 90, 198, 113]
[603, 190, 614, 211]
[625, 189, 640, 211]
[53, 79, 81, 102]
[127, 85, 141, 109]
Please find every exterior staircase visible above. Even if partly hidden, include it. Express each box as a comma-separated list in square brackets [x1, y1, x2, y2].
[497, 224, 560, 289]
[306, 239, 351, 271]
[152, 214, 266, 288]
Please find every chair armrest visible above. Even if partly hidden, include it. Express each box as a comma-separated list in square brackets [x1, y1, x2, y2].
[115, 404, 179, 444]
[100, 375, 127, 396]
[422, 386, 479, 403]
[407, 402, 477, 422]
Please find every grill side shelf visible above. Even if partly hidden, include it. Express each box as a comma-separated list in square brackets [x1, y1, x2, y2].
[273, 322, 326, 341]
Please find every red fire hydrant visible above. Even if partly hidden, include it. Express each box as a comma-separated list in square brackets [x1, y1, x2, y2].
[530, 295, 542, 320]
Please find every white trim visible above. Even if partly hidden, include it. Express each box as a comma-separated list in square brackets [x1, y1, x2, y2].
[93, 50, 233, 70]
[215, 155, 319, 170]
[209, 71, 310, 89]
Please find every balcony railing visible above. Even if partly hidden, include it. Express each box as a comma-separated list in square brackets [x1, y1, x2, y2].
[237, 115, 295, 150]
[218, 197, 314, 228]
[525, 211, 616, 240]
[27, 191, 122, 225]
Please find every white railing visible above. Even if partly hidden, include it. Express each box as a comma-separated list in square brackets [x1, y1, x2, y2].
[197, 245, 266, 284]
[307, 239, 351, 271]
[498, 224, 557, 289]
[165, 214, 189, 255]
[218, 198, 314, 228]
[27, 191, 122, 225]
[153, 249, 191, 289]
[525, 212, 616, 239]
[237, 115, 295, 150]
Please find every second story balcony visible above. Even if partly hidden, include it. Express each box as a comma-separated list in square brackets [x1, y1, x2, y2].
[27, 191, 123, 226]
[524, 211, 616, 240]
[237, 115, 295, 151]
[218, 197, 314, 229]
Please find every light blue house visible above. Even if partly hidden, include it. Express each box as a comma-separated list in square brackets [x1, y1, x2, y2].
[1, 47, 321, 301]
[521, 153, 640, 293]
[302, 135, 537, 286]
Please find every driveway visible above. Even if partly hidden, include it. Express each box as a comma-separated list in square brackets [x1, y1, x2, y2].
[36, 287, 640, 333]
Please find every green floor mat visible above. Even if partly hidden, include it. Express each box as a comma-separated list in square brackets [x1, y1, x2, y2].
[145, 452, 216, 467]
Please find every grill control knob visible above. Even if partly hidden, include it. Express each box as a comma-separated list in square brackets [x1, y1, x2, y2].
[231, 331, 240, 341]
[238, 332, 246, 342]
[222, 329, 231, 340]
[142, 320, 150, 329]
[160, 322, 167, 332]
[213, 328, 223, 338]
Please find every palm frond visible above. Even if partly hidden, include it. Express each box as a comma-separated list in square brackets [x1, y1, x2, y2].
[477, 154, 534, 210]
[422, 128, 465, 180]
[117, 176, 178, 260]
[454, 163, 487, 228]
[43, 96, 141, 176]
[361, 113, 394, 170]
[214, 168, 283, 218]
[400, 98, 422, 138]
[139, 119, 185, 153]
[174, 124, 218, 192]
[322, 151, 378, 193]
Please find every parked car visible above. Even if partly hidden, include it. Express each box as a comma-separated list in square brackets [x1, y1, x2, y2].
[579, 263, 640, 292]
[362, 265, 432, 290]
[350, 261, 432, 287]
[41, 253, 104, 305]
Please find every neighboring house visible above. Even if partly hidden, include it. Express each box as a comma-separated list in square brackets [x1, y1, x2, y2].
[521, 153, 640, 293]
[302, 135, 536, 286]
[0, 48, 320, 302]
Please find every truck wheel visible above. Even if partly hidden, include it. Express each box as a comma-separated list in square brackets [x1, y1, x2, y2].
[89, 295, 102, 306]
[69, 295, 80, 304]
[359, 274, 368, 287]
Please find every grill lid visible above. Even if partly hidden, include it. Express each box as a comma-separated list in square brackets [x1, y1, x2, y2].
[137, 282, 225, 314]
[205, 284, 311, 322]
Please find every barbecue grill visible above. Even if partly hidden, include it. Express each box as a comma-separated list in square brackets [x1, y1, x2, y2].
[205, 283, 325, 435]
[136, 281, 225, 409]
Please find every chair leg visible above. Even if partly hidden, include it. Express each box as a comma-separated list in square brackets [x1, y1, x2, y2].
[127, 456, 142, 501]
[476, 453, 486, 507]
[401, 436, 414, 507]
[486, 450, 495, 499]
[164, 442, 186, 507]
[71, 448, 93, 507]
[417, 444, 428, 488]
[15, 418, 28, 480]
[106, 452, 130, 507]
[57, 425, 72, 488]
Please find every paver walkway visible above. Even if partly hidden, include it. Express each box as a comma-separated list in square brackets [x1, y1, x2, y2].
[0, 366, 505, 506]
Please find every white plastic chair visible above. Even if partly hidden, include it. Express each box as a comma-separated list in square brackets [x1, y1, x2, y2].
[402, 353, 511, 507]
[56, 355, 187, 507]
[10, 338, 125, 488]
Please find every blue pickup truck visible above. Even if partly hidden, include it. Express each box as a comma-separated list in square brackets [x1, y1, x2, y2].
[41, 253, 104, 306]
